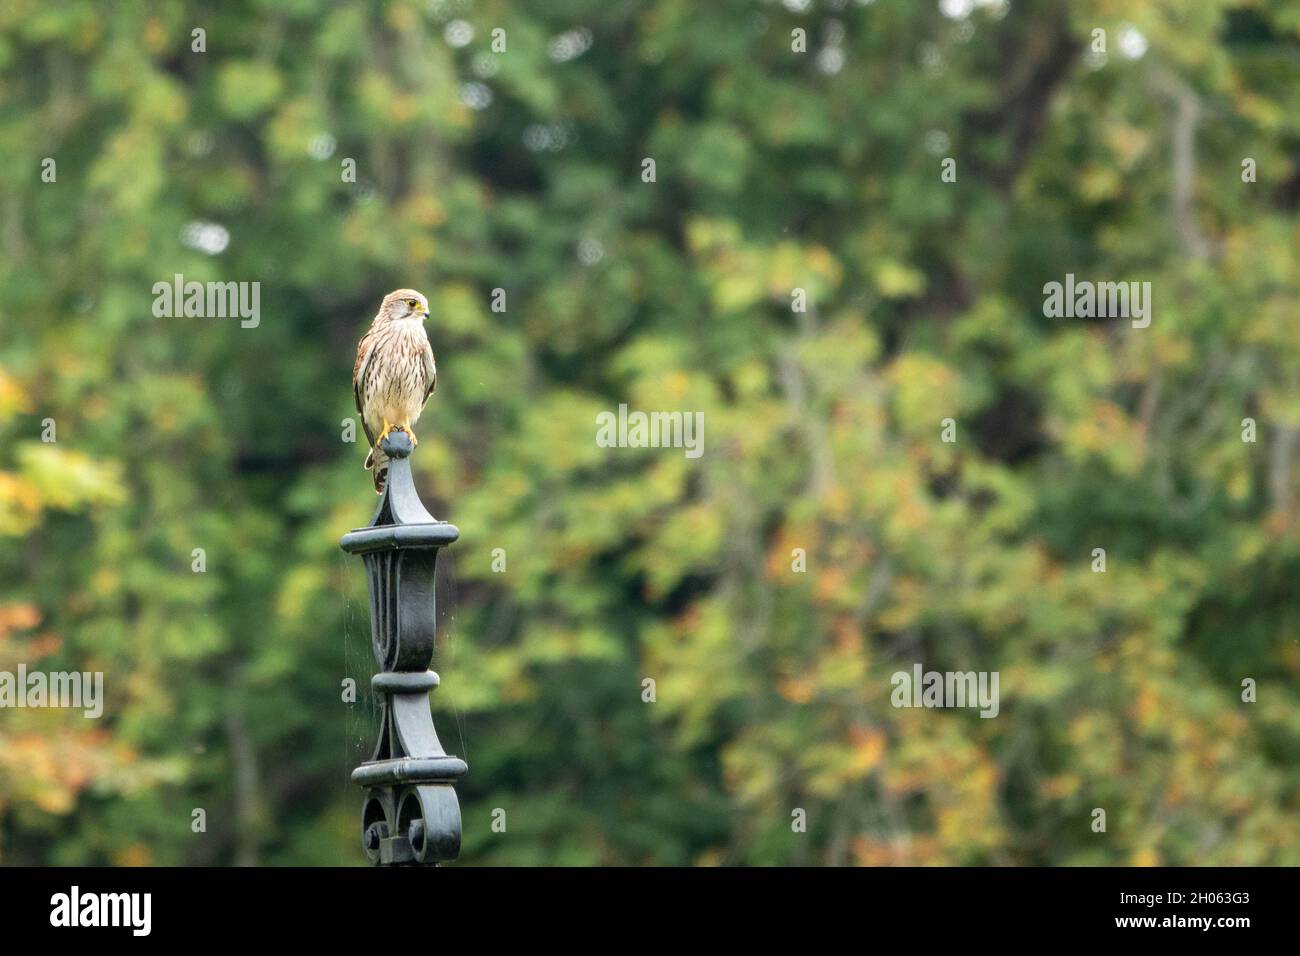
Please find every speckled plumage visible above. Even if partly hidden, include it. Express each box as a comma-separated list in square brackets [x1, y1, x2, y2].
[353, 288, 437, 493]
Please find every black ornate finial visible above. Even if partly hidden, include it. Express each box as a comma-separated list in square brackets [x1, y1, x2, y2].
[381, 428, 414, 458]
[340, 429, 464, 865]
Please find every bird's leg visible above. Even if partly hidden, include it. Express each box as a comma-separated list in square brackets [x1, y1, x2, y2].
[378, 418, 395, 443]
[401, 419, 418, 446]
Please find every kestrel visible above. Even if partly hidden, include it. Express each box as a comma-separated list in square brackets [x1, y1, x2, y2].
[353, 288, 438, 493]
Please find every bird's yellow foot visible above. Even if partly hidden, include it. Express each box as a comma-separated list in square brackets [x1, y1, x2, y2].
[402, 424, 418, 447]
[378, 420, 395, 442]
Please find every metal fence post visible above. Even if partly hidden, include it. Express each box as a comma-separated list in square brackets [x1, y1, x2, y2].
[339, 430, 465, 865]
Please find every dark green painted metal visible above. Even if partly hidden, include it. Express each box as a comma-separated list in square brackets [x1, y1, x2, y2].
[340, 429, 464, 865]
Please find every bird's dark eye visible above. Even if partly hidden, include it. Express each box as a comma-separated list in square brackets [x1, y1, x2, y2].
[406, 299, 417, 308]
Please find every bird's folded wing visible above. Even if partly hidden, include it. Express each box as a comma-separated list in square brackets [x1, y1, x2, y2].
[353, 329, 378, 449]
[421, 340, 437, 406]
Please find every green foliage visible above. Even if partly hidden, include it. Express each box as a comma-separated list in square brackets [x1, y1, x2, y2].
[1, 0, 1299, 865]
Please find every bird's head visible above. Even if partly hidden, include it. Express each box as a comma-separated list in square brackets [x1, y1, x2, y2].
[376, 288, 430, 324]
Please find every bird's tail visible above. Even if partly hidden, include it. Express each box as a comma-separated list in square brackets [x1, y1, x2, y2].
[364, 444, 390, 495]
